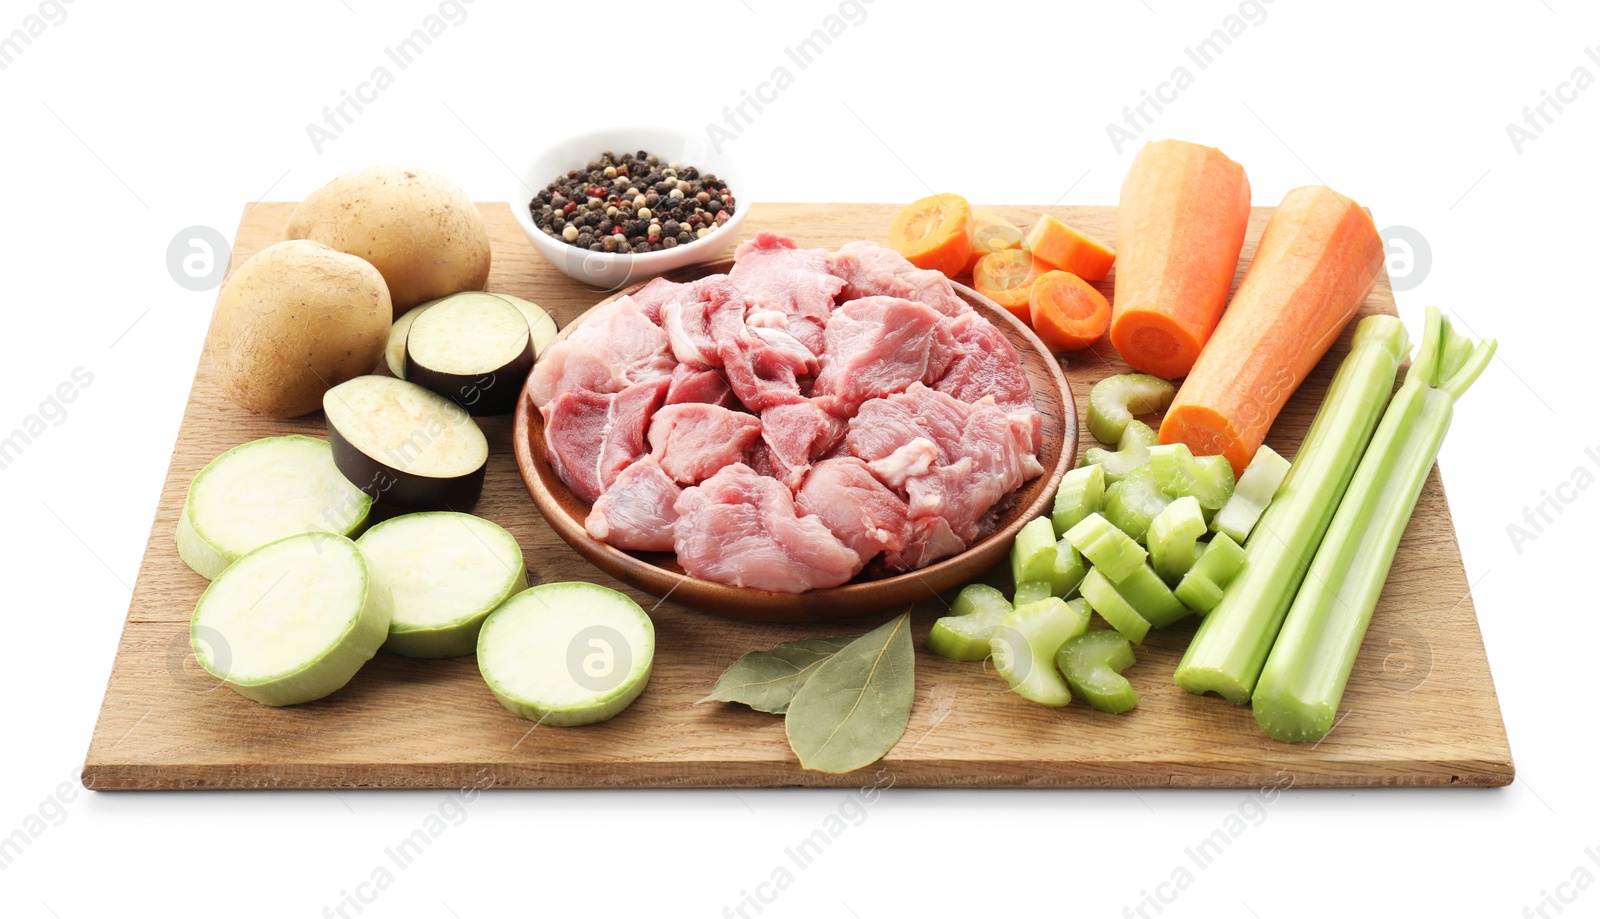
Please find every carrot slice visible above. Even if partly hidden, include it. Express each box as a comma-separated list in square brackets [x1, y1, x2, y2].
[973, 250, 1046, 322]
[964, 211, 1023, 274]
[889, 193, 974, 277]
[1108, 141, 1252, 380]
[1029, 271, 1111, 352]
[1159, 185, 1386, 475]
[1025, 215, 1116, 281]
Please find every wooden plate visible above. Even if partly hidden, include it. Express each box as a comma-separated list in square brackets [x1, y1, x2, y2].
[512, 258, 1075, 623]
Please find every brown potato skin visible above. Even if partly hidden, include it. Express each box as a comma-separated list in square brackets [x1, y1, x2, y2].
[285, 166, 492, 315]
[208, 240, 392, 418]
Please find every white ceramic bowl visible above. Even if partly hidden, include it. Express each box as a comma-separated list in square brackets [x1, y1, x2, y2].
[509, 126, 751, 291]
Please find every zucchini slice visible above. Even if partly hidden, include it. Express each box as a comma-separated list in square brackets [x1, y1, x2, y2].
[323, 375, 489, 510]
[405, 292, 535, 416]
[176, 435, 372, 580]
[357, 512, 527, 658]
[191, 531, 391, 705]
[477, 582, 655, 726]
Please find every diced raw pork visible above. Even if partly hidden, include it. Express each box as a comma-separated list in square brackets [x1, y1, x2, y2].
[544, 377, 670, 504]
[847, 383, 976, 466]
[526, 296, 674, 413]
[930, 310, 1033, 411]
[673, 464, 860, 592]
[648, 403, 763, 485]
[759, 399, 848, 490]
[728, 231, 845, 355]
[866, 437, 938, 489]
[796, 457, 913, 567]
[664, 364, 736, 408]
[659, 277, 743, 368]
[585, 457, 682, 552]
[811, 296, 945, 417]
[628, 276, 689, 325]
[828, 240, 970, 317]
[718, 332, 811, 410]
[878, 516, 967, 574]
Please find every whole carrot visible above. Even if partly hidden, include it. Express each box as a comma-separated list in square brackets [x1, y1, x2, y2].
[1109, 140, 1251, 380]
[1159, 185, 1386, 476]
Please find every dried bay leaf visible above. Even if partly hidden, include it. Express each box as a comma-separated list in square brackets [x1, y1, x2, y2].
[699, 637, 855, 714]
[784, 613, 915, 774]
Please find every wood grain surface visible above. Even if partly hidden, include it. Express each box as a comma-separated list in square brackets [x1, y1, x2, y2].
[81, 202, 1514, 790]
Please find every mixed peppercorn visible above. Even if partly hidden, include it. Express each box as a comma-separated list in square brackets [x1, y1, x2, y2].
[529, 150, 737, 254]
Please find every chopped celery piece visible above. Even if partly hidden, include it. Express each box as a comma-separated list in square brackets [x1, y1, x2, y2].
[1173, 533, 1245, 614]
[1175, 315, 1411, 703]
[1145, 444, 1236, 510]
[1063, 513, 1147, 583]
[1113, 563, 1189, 628]
[928, 584, 1012, 661]
[1104, 465, 1170, 543]
[1051, 540, 1088, 597]
[1013, 580, 1053, 607]
[990, 598, 1091, 707]
[1051, 464, 1106, 536]
[1081, 420, 1157, 483]
[1149, 496, 1206, 583]
[1078, 568, 1152, 644]
[1253, 307, 1494, 742]
[1011, 518, 1058, 584]
[1087, 373, 1176, 445]
[1212, 445, 1291, 544]
[1056, 630, 1138, 713]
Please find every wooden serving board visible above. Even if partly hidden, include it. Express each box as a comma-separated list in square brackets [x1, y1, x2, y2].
[82, 202, 1514, 790]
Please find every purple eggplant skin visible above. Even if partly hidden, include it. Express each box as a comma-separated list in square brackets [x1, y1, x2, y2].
[405, 335, 534, 417]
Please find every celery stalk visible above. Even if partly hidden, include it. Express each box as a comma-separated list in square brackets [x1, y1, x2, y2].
[1174, 315, 1411, 703]
[1082, 420, 1157, 483]
[1087, 373, 1175, 445]
[1148, 496, 1206, 583]
[1252, 307, 1494, 741]
[1211, 445, 1291, 544]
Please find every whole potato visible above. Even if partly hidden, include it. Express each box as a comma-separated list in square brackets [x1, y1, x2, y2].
[285, 166, 491, 314]
[208, 240, 391, 418]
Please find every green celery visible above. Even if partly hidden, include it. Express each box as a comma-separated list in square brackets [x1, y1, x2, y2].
[1057, 630, 1139, 714]
[1051, 464, 1106, 536]
[1013, 580, 1053, 607]
[1103, 465, 1171, 543]
[1111, 563, 1189, 628]
[1064, 513, 1147, 583]
[1211, 445, 1291, 544]
[990, 598, 1091, 706]
[1148, 496, 1207, 584]
[1173, 533, 1245, 615]
[1253, 307, 1494, 741]
[1082, 420, 1157, 483]
[1174, 315, 1411, 703]
[1087, 373, 1176, 445]
[1079, 568, 1151, 644]
[927, 584, 1012, 661]
[1145, 444, 1236, 511]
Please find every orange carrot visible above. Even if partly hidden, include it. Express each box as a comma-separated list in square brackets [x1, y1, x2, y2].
[889, 193, 974, 277]
[964, 211, 1022, 274]
[1108, 140, 1252, 380]
[1029, 271, 1110, 352]
[1025, 215, 1116, 281]
[973, 250, 1045, 322]
[1159, 185, 1386, 475]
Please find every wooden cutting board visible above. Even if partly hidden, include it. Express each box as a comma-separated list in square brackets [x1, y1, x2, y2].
[81, 202, 1514, 790]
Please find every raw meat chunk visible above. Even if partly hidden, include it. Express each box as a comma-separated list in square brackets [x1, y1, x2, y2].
[930, 310, 1033, 411]
[526, 296, 674, 413]
[878, 516, 967, 574]
[628, 276, 689, 325]
[828, 240, 969, 317]
[660, 277, 744, 368]
[728, 231, 845, 354]
[812, 296, 945, 417]
[796, 457, 913, 566]
[759, 399, 849, 490]
[585, 457, 682, 552]
[846, 383, 975, 466]
[673, 464, 860, 592]
[718, 333, 811, 410]
[648, 403, 763, 485]
[866, 437, 937, 489]
[544, 377, 670, 504]
[664, 364, 736, 408]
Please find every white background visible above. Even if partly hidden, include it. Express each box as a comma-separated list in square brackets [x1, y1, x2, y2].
[1, 0, 1594, 916]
